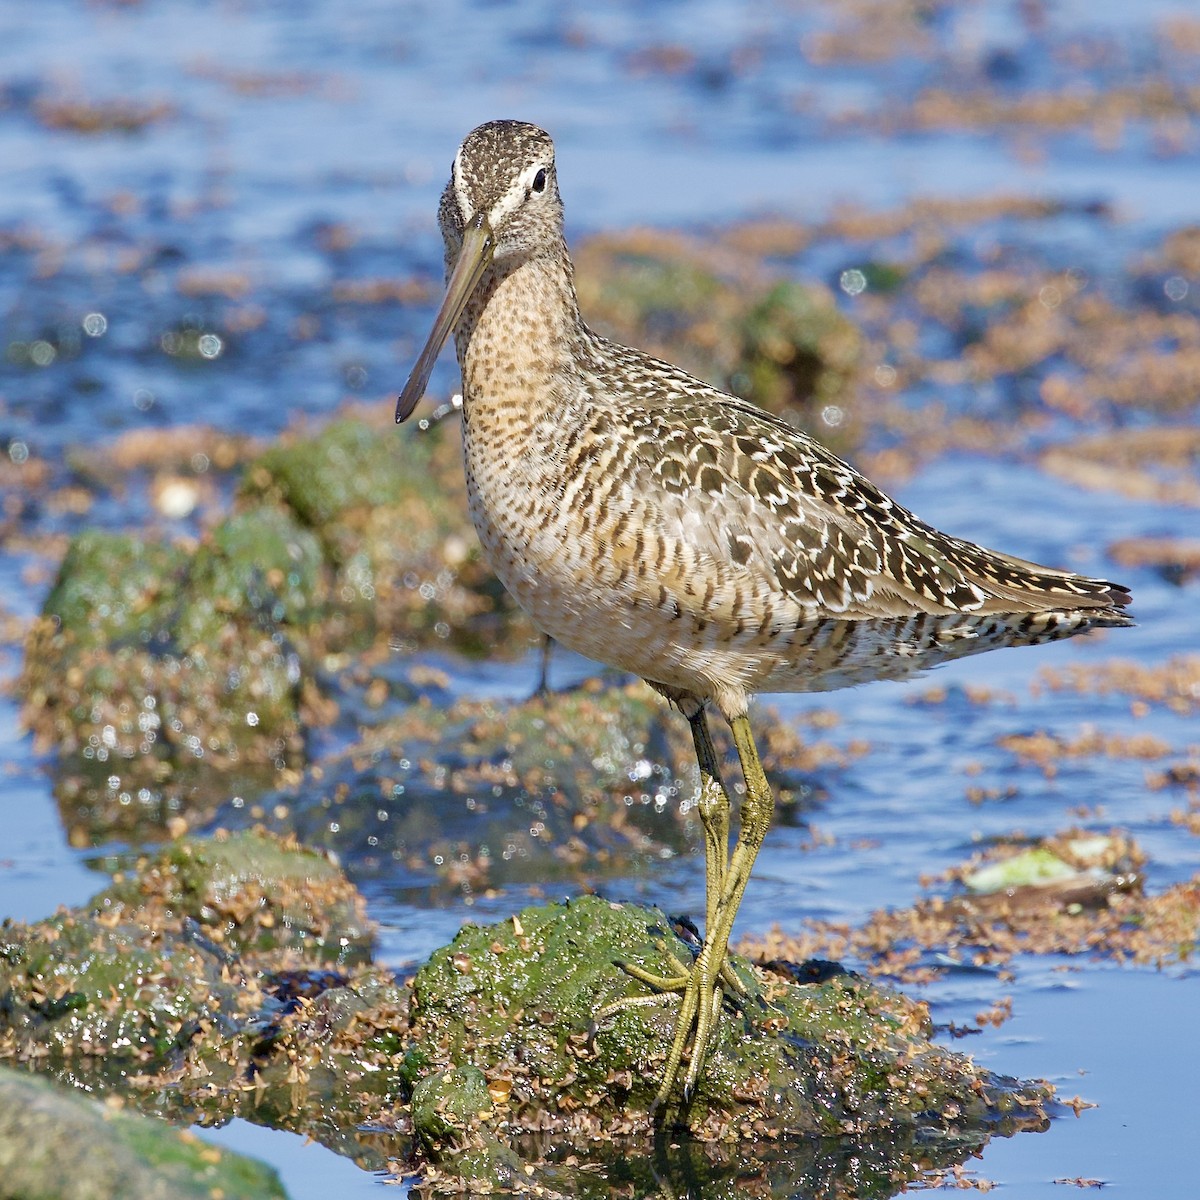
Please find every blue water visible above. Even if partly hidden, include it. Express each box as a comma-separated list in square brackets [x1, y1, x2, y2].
[2, 0, 1198, 1195]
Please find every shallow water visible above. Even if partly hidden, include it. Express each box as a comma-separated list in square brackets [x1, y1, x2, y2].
[2, 1, 1199, 1196]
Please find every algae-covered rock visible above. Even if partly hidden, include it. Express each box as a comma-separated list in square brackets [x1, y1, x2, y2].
[98, 829, 375, 959]
[243, 415, 419, 528]
[408, 895, 1051, 1142]
[29, 530, 188, 653]
[0, 1066, 287, 1200]
[177, 507, 326, 644]
[411, 1064, 494, 1148]
[240, 412, 534, 657]
[0, 831, 373, 1065]
[20, 511, 325, 842]
[734, 280, 864, 455]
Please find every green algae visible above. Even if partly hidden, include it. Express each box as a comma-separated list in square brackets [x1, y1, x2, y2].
[410, 1065, 526, 1192]
[244, 416, 425, 529]
[411, 1064, 495, 1147]
[735, 280, 864, 454]
[1, 913, 210, 1061]
[37, 530, 187, 653]
[176, 506, 327, 646]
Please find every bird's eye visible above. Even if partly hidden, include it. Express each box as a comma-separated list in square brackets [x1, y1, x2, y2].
[531, 168, 547, 193]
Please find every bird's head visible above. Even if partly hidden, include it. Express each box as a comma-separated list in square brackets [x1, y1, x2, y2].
[397, 120, 561, 422]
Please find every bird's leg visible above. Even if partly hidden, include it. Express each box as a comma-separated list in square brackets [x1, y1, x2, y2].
[688, 708, 748, 999]
[687, 705, 730, 938]
[652, 712, 775, 1109]
[533, 634, 554, 699]
[599, 705, 771, 1113]
[608, 704, 735, 998]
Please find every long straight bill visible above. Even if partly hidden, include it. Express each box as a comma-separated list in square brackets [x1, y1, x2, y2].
[395, 214, 493, 423]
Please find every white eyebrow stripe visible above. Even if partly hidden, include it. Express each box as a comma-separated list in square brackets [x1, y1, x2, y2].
[486, 162, 549, 226]
[452, 144, 472, 221]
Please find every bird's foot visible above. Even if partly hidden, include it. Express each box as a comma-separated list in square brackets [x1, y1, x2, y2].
[648, 943, 728, 1111]
[596, 937, 749, 1113]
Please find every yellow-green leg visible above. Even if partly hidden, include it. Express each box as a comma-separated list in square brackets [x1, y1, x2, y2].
[688, 708, 749, 1001]
[606, 708, 776, 1112]
[613, 705, 735, 997]
[653, 713, 774, 1107]
[689, 705, 731, 935]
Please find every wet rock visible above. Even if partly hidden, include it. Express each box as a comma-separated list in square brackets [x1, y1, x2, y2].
[32, 95, 175, 134]
[1040, 428, 1200, 506]
[0, 831, 373, 1065]
[65, 424, 263, 493]
[404, 894, 1050, 1188]
[0, 1066, 287, 1200]
[181, 507, 327, 638]
[1109, 535, 1200, 586]
[1034, 654, 1200, 717]
[98, 828, 375, 960]
[0, 831, 408, 1165]
[216, 680, 701, 893]
[20, 512, 323, 842]
[18, 409, 548, 846]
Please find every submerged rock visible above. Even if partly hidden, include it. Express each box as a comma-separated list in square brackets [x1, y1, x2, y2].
[215, 677, 833, 896]
[0, 1066, 287, 1200]
[218, 679, 702, 893]
[99, 828, 376, 960]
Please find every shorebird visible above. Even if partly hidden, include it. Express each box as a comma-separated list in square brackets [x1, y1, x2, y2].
[395, 120, 1133, 1111]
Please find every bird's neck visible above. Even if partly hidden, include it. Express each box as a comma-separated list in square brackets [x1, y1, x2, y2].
[453, 242, 586, 421]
